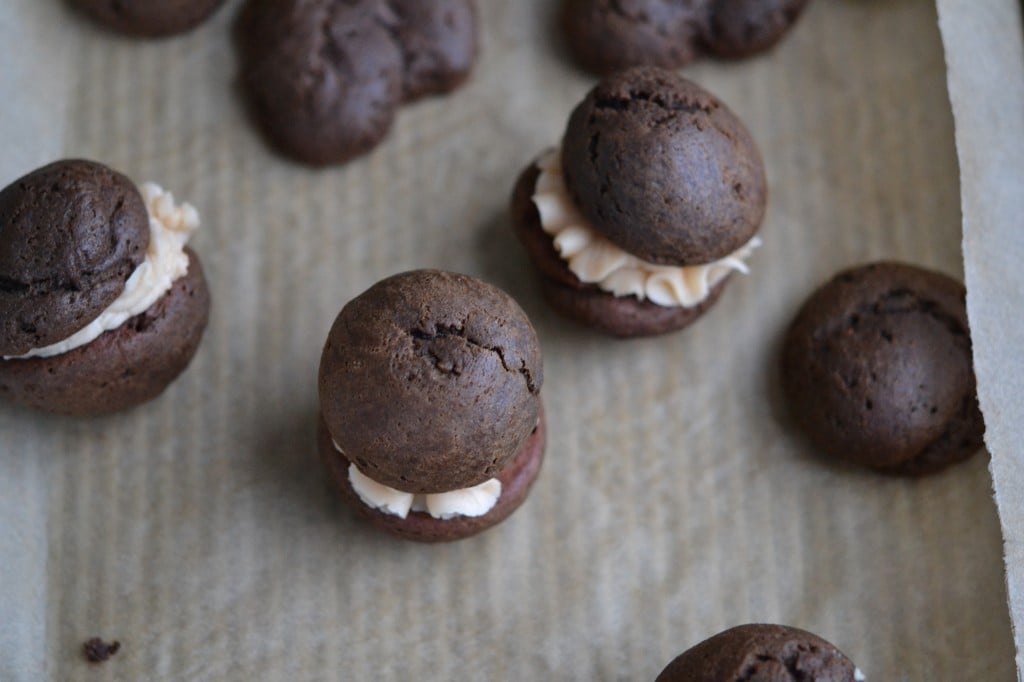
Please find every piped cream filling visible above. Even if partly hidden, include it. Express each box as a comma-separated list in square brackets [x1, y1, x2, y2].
[334, 440, 502, 520]
[5, 183, 199, 360]
[531, 148, 760, 308]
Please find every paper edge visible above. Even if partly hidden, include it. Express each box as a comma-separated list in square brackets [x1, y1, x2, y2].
[936, 0, 1024, 678]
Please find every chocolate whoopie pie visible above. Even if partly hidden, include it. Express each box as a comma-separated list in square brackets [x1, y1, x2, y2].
[70, 0, 227, 37]
[236, 0, 478, 167]
[656, 624, 863, 681]
[511, 66, 766, 337]
[782, 262, 984, 475]
[562, 0, 811, 75]
[0, 160, 210, 416]
[318, 270, 545, 542]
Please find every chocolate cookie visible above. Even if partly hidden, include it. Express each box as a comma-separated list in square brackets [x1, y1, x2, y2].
[782, 262, 984, 475]
[318, 270, 544, 541]
[510, 67, 765, 337]
[0, 160, 211, 417]
[69, 0, 226, 37]
[236, 0, 478, 167]
[656, 624, 861, 681]
[562, 67, 765, 265]
[561, 0, 811, 75]
[0, 160, 149, 356]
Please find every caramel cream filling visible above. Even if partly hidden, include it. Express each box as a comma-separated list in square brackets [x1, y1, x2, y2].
[531, 148, 760, 308]
[334, 440, 502, 520]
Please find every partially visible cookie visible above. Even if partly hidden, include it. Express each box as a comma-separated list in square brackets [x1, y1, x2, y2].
[656, 624, 861, 681]
[0, 160, 210, 417]
[561, 0, 811, 75]
[70, 0, 227, 37]
[782, 262, 984, 475]
[236, 0, 478, 167]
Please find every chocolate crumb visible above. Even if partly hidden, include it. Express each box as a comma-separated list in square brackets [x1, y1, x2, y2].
[82, 638, 121, 664]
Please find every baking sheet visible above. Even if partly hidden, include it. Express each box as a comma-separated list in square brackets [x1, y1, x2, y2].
[0, 0, 1016, 679]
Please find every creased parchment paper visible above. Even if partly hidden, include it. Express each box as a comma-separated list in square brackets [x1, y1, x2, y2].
[0, 1, 1016, 680]
[937, 0, 1024, 677]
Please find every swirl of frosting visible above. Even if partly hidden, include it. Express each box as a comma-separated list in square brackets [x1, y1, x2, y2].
[6, 182, 199, 360]
[531, 149, 760, 308]
[338, 441, 502, 520]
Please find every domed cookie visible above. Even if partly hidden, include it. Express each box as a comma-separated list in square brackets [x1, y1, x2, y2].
[0, 160, 210, 416]
[510, 67, 765, 337]
[236, 0, 478, 167]
[656, 624, 862, 681]
[561, 0, 811, 75]
[318, 270, 545, 541]
[782, 262, 984, 475]
[70, 0, 227, 37]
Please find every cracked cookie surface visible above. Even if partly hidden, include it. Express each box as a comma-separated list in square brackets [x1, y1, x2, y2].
[319, 269, 543, 493]
[656, 624, 859, 682]
[561, 0, 810, 75]
[236, 0, 477, 166]
[561, 66, 766, 266]
[782, 262, 984, 475]
[0, 160, 149, 356]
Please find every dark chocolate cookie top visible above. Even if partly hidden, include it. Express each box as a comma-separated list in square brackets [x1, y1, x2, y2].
[0, 160, 149, 357]
[70, 0, 227, 37]
[782, 262, 983, 474]
[319, 270, 543, 494]
[561, 67, 766, 266]
[562, 0, 810, 75]
[656, 624, 859, 681]
[236, 0, 477, 166]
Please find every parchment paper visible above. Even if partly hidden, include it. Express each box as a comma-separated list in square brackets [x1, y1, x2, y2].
[0, 1, 1017, 679]
[937, 0, 1024, 677]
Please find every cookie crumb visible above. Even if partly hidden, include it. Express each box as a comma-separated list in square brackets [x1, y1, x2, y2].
[82, 637, 121, 663]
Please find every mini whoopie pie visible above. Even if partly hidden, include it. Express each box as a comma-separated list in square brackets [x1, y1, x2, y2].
[236, 0, 478, 167]
[782, 262, 984, 476]
[318, 269, 545, 542]
[0, 160, 210, 417]
[561, 0, 811, 75]
[656, 624, 863, 681]
[511, 66, 766, 337]
[69, 0, 227, 37]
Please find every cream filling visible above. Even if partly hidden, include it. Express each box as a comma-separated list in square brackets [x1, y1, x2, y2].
[6, 183, 199, 360]
[334, 441, 502, 520]
[531, 148, 760, 308]
[855, 668, 866, 681]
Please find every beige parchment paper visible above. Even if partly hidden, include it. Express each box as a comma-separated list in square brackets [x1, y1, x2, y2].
[937, 0, 1024, 677]
[0, 1, 1017, 679]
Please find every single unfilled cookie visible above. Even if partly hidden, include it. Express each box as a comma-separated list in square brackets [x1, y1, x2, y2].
[69, 0, 227, 37]
[561, 0, 811, 75]
[0, 160, 210, 417]
[782, 262, 984, 475]
[318, 270, 545, 541]
[510, 67, 765, 337]
[235, 0, 478, 166]
[656, 624, 860, 681]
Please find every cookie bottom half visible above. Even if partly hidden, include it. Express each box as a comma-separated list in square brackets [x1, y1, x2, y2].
[318, 404, 546, 543]
[0, 248, 210, 417]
